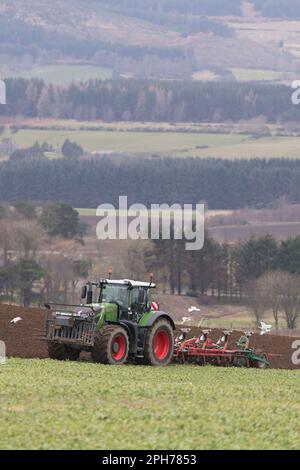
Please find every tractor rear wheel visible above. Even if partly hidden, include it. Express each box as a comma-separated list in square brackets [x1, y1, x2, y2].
[144, 319, 174, 366]
[47, 342, 80, 361]
[92, 325, 129, 365]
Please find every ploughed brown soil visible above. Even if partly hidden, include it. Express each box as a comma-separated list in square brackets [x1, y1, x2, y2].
[0, 304, 299, 369]
[0, 304, 48, 358]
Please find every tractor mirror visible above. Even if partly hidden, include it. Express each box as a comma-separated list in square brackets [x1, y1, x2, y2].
[81, 285, 87, 299]
[87, 290, 93, 304]
[138, 290, 145, 304]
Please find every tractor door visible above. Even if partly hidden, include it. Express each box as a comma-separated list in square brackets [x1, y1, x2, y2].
[130, 287, 149, 319]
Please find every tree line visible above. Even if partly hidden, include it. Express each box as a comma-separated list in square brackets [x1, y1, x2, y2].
[85, 0, 300, 18]
[252, 0, 300, 17]
[88, 0, 243, 16]
[1, 200, 299, 329]
[1, 157, 300, 209]
[0, 15, 184, 64]
[147, 233, 300, 329]
[1, 78, 298, 122]
[9, 141, 84, 161]
[90, 0, 233, 36]
[0, 202, 87, 306]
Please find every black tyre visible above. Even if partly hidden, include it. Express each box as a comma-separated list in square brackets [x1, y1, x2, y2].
[65, 346, 81, 361]
[144, 319, 174, 366]
[92, 325, 129, 365]
[250, 350, 269, 369]
[47, 342, 80, 361]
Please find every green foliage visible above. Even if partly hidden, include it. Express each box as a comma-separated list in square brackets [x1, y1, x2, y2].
[235, 235, 279, 284]
[0, 359, 299, 449]
[62, 139, 84, 158]
[0, 15, 184, 63]
[10, 142, 46, 162]
[0, 205, 6, 219]
[87, 0, 243, 16]
[252, 0, 300, 18]
[0, 264, 19, 297]
[14, 258, 44, 307]
[0, 259, 44, 306]
[1, 157, 300, 210]
[0, 78, 295, 123]
[89, 1, 234, 36]
[274, 236, 300, 275]
[13, 202, 37, 219]
[39, 202, 79, 239]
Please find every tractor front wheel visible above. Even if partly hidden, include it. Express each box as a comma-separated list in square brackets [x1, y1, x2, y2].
[47, 342, 80, 361]
[144, 319, 174, 366]
[92, 325, 129, 365]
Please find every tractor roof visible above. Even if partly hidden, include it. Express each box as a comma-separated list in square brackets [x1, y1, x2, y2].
[100, 279, 156, 288]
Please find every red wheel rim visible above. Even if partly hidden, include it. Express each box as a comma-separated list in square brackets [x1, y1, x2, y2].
[153, 330, 170, 361]
[111, 334, 126, 361]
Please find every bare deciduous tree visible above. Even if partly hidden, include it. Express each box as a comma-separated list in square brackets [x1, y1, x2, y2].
[245, 278, 269, 325]
[277, 272, 300, 330]
[257, 271, 285, 329]
[248, 271, 300, 330]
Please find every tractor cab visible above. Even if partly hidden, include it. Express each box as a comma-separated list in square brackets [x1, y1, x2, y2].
[80, 279, 156, 322]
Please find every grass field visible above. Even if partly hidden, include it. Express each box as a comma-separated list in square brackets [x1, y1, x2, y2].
[8, 129, 248, 157]
[2, 121, 300, 159]
[230, 68, 292, 82]
[0, 359, 299, 450]
[7, 64, 113, 85]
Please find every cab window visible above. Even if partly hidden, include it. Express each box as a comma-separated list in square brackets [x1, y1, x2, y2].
[131, 288, 149, 311]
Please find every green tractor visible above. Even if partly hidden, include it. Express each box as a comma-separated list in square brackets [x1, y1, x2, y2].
[44, 279, 175, 366]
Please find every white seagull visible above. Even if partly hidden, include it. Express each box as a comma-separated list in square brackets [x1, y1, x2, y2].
[10, 317, 22, 324]
[188, 306, 201, 313]
[258, 321, 272, 336]
[181, 316, 192, 324]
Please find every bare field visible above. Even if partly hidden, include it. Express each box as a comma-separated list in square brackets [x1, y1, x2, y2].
[209, 221, 300, 242]
[78, 210, 300, 244]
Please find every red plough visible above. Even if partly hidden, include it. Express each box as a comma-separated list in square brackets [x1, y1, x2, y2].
[174, 329, 273, 368]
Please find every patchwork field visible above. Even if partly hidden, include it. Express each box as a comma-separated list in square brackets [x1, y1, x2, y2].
[7, 64, 113, 85]
[0, 359, 299, 450]
[230, 68, 294, 83]
[6, 128, 249, 157]
[4, 126, 300, 159]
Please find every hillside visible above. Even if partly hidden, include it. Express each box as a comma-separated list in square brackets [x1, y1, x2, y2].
[1, 0, 300, 81]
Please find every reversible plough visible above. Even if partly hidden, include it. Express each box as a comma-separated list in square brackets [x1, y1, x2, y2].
[174, 329, 273, 368]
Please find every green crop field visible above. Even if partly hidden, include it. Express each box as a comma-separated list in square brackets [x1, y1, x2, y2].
[5, 126, 300, 159]
[7, 64, 113, 85]
[7, 129, 248, 157]
[0, 359, 299, 450]
[230, 68, 293, 82]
